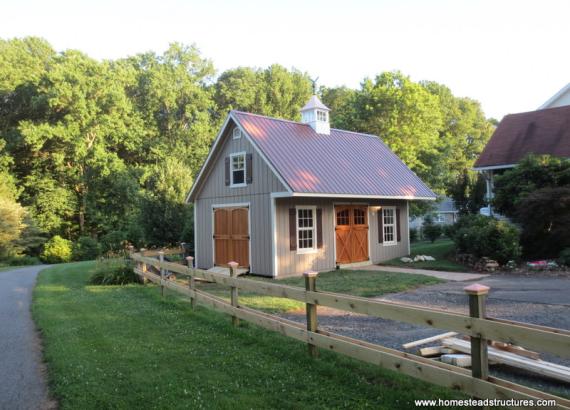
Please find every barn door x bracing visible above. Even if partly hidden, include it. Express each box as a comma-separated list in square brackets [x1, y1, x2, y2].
[213, 207, 250, 268]
[335, 205, 369, 264]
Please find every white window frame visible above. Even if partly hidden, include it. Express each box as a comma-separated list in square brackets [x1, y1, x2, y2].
[435, 213, 445, 223]
[382, 206, 397, 246]
[232, 127, 242, 140]
[296, 206, 317, 254]
[229, 151, 247, 188]
[316, 110, 327, 122]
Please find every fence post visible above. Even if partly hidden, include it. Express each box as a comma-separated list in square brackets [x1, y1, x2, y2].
[228, 261, 240, 327]
[180, 242, 187, 258]
[304, 271, 319, 358]
[186, 256, 196, 309]
[139, 248, 148, 285]
[159, 251, 165, 297]
[464, 283, 490, 380]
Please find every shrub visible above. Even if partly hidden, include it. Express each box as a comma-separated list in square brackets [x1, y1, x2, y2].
[100, 231, 127, 254]
[6, 255, 42, 266]
[41, 235, 73, 263]
[89, 258, 138, 285]
[451, 215, 521, 264]
[409, 228, 418, 243]
[423, 223, 442, 243]
[73, 236, 101, 261]
[559, 248, 570, 267]
[516, 187, 570, 259]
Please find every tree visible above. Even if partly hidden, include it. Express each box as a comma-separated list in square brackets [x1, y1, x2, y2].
[516, 187, 570, 259]
[493, 155, 570, 219]
[421, 81, 494, 191]
[0, 172, 25, 257]
[449, 169, 486, 215]
[214, 64, 312, 121]
[350, 72, 443, 187]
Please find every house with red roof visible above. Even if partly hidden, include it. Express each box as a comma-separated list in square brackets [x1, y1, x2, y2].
[474, 104, 570, 215]
[186, 96, 436, 277]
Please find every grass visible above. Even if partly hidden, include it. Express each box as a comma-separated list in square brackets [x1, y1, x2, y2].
[381, 239, 469, 272]
[33, 261, 465, 409]
[194, 268, 442, 313]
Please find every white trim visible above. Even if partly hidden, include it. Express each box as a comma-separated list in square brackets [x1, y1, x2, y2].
[295, 205, 317, 254]
[290, 192, 436, 201]
[381, 206, 397, 246]
[539, 83, 570, 109]
[211, 203, 251, 271]
[193, 202, 198, 268]
[473, 164, 516, 171]
[270, 196, 278, 278]
[229, 151, 247, 188]
[406, 201, 410, 255]
[232, 127, 242, 140]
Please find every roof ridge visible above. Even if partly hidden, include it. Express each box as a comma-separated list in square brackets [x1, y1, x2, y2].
[505, 104, 570, 118]
[231, 110, 379, 139]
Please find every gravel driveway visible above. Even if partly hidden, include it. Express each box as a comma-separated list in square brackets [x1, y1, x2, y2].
[0, 265, 54, 410]
[278, 273, 570, 395]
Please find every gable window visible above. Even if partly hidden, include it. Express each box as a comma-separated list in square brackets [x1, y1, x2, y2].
[230, 152, 246, 187]
[382, 207, 397, 245]
[232, 127, 242, 140]
[297, 206, 316, 253]
[316, 110, 327, 122]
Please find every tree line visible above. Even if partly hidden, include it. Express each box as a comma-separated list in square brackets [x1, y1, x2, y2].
[0, 37, 495, 261]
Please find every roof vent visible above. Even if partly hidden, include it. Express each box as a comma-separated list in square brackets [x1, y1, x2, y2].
[301, 95, 330, 135]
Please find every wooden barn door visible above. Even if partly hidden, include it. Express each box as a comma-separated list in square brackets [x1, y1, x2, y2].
[213, 207, 249, 268]
[335, 205, 369, 264]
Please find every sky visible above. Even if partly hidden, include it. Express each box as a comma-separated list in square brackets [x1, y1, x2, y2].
[2, 0, 569, 120]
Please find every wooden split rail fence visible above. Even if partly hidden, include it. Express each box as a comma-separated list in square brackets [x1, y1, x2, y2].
[130, 251, 570, 409]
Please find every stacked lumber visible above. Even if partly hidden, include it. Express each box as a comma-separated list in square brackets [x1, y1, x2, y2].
[403, 333, 570, 383]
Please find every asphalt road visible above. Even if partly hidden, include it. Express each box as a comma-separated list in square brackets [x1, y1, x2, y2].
[0, 265, 53, 410]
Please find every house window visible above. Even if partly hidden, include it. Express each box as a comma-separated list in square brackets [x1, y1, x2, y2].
[232, 128, 242, 140]
[336, 209, 349, 226]
[297, 207, 316, 252]
[435, 213, 445, 223]
[230, 152, 246, 187]
[382, 207, 397, 245]
[354, 208, 365, 225]
[317, 110, 327, 122]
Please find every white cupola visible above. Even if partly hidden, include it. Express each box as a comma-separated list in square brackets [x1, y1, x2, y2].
[300, 95, 331, 135]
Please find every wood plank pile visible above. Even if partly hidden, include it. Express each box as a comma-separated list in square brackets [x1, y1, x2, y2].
[403, 332, 570, 383]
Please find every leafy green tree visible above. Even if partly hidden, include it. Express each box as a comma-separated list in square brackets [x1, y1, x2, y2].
[516, 187, 570, 259]
[351, 71, 443, 185]
[321, 86, 357, 130]
[449, 169, 486, 215]
[73, 236, 101, 261]
[493, 155, 570, 218]
[0, 172, 26, 257]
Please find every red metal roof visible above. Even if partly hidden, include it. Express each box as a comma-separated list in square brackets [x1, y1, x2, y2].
[232, 111, 436, 199]
[475, 105, 570, 169]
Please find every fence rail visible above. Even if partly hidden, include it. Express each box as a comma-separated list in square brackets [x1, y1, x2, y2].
[130, 251, 570, 409]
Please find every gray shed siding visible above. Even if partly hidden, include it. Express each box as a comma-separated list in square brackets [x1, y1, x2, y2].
[275, 198, 409, 277]
[193, 122, 286, 275]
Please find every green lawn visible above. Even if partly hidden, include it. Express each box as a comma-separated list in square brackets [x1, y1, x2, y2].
[381, 239, 468, 272]
[33, 261, 463, 409]
[195, 269, 442, 313]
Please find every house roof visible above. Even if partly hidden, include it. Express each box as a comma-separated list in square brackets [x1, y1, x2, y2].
[437, 197, 457, 213]
[539, 83, 570, 109]
[229, 111, 436, 199]
[474, 105, 570, 169]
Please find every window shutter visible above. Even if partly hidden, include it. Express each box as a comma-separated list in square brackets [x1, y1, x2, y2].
[246, 153, 253, 184]
[378, 208, 383, 243]
[224, 157, 230, 186]
[289, 208, 297, 251]
[316, 208, 323, 249]
[396, 208, 401, 242]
